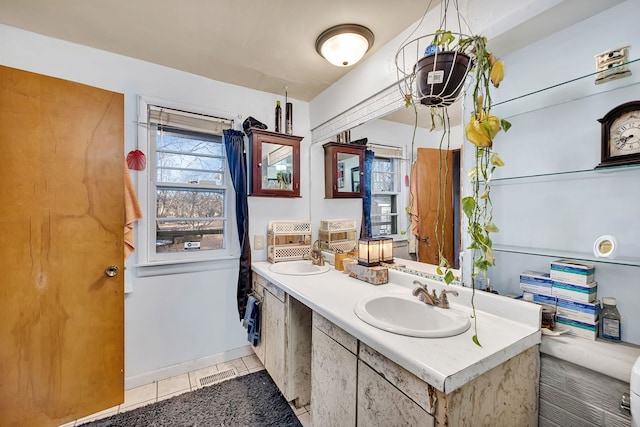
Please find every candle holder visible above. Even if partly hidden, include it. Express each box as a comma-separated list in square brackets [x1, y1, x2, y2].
[378, 237, 394, 264]
[358, 238, 381, 267]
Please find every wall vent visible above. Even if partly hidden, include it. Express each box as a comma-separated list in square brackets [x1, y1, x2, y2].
[198, 368, 237, 387]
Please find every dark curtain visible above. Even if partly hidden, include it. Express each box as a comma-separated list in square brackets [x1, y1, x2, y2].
[360, 149, 375, 238]
[224, 129, 252, 321]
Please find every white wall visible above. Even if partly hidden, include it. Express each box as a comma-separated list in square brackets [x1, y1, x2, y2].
[483, 0, 640, 345]
[0, 24, 311, 387]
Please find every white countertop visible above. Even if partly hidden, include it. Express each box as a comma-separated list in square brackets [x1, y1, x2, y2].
[252, 260, 541, 393]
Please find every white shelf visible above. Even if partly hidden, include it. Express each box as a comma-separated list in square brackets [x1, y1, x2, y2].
[493, 245, 640, 268]
[491, 163, 640, 186]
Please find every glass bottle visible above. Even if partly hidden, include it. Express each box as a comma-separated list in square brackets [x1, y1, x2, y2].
[600, 297, 621, 341]
[275, 101, 282, 133]
[285, 102, 293, 134]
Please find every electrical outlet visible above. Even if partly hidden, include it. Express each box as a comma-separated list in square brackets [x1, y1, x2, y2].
[254, 234, 265, 250]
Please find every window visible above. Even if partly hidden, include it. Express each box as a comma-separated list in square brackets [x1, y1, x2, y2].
[370, 145, 404, 238]
[139, 101, 235, 263]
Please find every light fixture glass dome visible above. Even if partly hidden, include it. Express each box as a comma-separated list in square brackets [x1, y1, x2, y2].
[316, 24, 374, 67]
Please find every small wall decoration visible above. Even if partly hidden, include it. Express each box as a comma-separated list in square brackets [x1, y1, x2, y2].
[596, 100, 640, 168]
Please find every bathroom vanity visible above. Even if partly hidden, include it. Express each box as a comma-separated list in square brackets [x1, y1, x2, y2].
[251, 260, 541, 426]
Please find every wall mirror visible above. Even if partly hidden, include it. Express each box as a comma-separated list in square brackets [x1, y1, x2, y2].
[312, 100, 463, 271]
[248, 128, 303, 197]
[323, 142, 366, 198]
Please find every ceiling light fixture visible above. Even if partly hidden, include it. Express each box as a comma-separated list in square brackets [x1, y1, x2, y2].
[315, 24, 374, 67]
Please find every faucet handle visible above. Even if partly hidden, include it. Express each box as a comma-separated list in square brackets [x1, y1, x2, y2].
[438, 289, 459, 309]
[412, 280, 428, 291]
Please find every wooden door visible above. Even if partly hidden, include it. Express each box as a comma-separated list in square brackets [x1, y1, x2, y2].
[414, 147, 460, 267]
[0, 66, 124, 426]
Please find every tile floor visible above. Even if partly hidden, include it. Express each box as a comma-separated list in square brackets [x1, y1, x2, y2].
[59, 353, 311, 426]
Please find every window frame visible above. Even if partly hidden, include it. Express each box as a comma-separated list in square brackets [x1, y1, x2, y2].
[136, 96, 240, 265]
[369, 144, 407, 241]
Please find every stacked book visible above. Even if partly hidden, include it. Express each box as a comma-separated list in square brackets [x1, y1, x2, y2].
[520, 259, 599, 340]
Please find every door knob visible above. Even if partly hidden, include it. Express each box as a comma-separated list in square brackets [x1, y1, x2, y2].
[105, 265, 119, 277]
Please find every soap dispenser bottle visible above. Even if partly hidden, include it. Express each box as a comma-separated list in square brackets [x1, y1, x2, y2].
[600, 297, 621, 341]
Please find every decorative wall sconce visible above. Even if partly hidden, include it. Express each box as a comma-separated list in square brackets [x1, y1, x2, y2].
[315, 24, 374, 67]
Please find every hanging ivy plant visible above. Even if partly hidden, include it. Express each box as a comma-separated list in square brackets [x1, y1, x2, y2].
[399, 27, 512, 347]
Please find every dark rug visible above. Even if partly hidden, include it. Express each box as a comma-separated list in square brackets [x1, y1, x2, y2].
[80, 370, 303, 427]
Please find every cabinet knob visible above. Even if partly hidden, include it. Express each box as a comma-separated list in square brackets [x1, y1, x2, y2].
[258, 162, 262, 167]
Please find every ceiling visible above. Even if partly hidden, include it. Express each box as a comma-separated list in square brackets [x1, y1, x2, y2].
[0, 0, 437, 102]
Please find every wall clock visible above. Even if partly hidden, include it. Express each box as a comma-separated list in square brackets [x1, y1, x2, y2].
[596, 100, 640, 168]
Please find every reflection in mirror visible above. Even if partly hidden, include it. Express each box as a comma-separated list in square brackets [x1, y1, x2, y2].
[323, 142, 365, 198]
[261, 142, 293, 191]
[337, 152, 360, 193]
[323, 102, 463, 272]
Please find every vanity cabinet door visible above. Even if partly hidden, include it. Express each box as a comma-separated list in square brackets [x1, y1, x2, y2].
[357, 361, 433, 427]
[254, 273, 312, 408]
[263, 288, 287, 395]
[311, 323, 357, 427]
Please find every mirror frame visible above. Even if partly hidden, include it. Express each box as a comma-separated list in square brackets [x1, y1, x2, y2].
[248, 127, 302, 197]
[323, 142, 366, 198]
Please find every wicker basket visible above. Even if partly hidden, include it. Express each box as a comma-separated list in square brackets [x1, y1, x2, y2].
[320, 219, 357, 232]
[267, 220, 312, 263]
[318, 219, 357, 253]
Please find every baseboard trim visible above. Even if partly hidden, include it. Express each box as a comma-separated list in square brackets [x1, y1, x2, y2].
[124, 345, 254, 389]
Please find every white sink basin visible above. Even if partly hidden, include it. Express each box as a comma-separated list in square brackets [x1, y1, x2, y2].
[354, 294, 470, 338]
[269, 260, 331, 276]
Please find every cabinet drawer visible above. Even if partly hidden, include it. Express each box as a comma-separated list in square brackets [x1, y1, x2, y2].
[312, 311, 358, 355]
[253, 272, 285, 302]
[360, 343, 433, 414]
[265, 281, 285, 302]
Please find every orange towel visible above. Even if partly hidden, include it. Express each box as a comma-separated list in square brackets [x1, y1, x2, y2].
[124, 159, 143, 260]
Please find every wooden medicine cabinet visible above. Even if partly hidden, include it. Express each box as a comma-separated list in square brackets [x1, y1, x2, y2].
[323, 142, 365, 198]
[248, 128, 303, 197]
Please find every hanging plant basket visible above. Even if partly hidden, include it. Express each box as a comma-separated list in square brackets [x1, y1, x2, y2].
[415, 51, 471, 106]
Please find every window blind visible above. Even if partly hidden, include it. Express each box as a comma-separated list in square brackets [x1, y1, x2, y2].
[367, 143, 403, 158]
[149, 105, 233, 135]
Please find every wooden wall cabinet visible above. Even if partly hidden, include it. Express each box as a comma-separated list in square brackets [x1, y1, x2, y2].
[323, 142, 365, 198]
[248, 128, 303, 197]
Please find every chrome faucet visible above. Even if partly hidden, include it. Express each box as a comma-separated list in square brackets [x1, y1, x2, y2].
[412, 280, 459, 309]
[304, 240, 325, 266]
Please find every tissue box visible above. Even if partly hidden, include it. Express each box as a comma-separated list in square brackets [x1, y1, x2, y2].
[556, 316, 599, 340]
[550, 259, 595, 285]
[552, 280, 597, 303]
[522, 292, 557, 306]
[347, 263, 388, 285]
[556, 298, 600, 323]
[520, 271, 553, 296]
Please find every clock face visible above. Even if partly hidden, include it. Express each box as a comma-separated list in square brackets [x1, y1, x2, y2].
[597, 101, 640, 168]
[609, 111, 640, 157]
